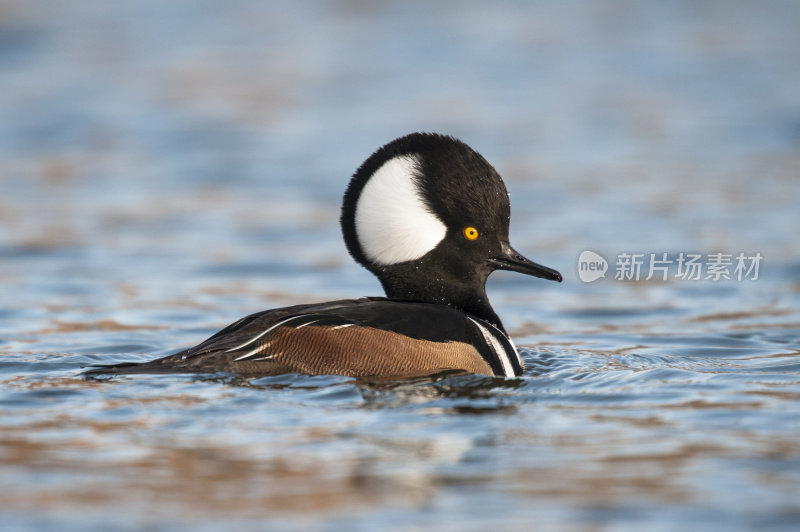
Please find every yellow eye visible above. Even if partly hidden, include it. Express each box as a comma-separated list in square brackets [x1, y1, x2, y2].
[463, 226, 479, 240]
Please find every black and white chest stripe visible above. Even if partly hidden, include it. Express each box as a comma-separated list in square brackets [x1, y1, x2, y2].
[466, 316, 523, 377]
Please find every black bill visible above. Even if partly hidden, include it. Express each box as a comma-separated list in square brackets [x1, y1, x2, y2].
[489, 242, 563, 282]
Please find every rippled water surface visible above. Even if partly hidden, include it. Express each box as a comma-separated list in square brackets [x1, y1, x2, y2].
[2, 1, 800, 530]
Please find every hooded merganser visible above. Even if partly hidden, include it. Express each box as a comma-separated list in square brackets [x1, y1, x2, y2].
[86, 133, 562, 378]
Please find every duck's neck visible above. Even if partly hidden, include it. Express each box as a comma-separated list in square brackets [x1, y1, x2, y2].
[377, 270, 506, 333]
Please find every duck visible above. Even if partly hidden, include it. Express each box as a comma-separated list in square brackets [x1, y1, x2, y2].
[85, 132, 562, 379]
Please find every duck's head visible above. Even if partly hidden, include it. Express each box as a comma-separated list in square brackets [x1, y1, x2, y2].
[341, 132, 562, 330]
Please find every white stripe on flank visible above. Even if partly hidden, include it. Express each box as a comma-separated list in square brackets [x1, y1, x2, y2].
[234, 345, 267, 361]
[467, 317, 516, 377]
[225, 315, 309, 353]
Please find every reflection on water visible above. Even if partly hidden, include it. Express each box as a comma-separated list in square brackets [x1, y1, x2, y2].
[2, 0, 800, 530]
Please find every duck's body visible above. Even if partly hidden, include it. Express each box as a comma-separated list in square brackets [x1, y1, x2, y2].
[98, 298, 520, 377]
[86, 133, 561, 379]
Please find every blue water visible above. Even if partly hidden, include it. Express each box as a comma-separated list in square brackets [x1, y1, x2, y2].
[2, 1, 799, 530]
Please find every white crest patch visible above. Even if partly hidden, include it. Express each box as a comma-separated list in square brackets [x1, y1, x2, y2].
[354, 154, 447, 265]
